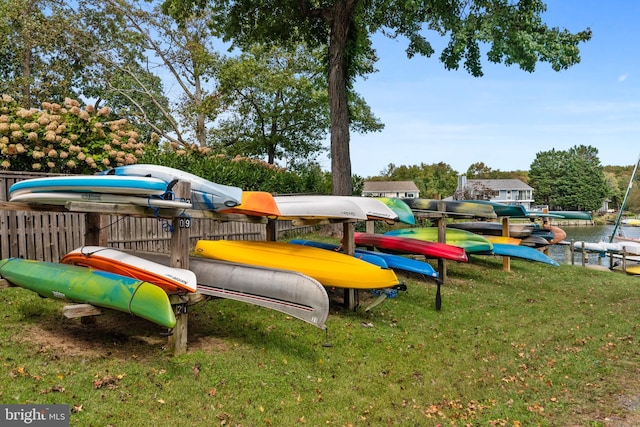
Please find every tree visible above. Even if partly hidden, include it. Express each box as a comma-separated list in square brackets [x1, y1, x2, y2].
[163, 0, 591, 195]
[211, 43, 330, 167]
[376, 161, 458, 198]
[529, 145, 607, 211]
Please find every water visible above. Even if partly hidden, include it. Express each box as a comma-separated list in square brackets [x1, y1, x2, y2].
[547, 224, 640, 265]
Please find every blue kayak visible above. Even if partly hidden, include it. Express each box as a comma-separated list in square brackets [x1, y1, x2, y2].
[488, 243, 559, 266]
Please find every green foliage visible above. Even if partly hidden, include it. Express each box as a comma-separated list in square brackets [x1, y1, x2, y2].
[0, 94, 146, 173]
[529, 145, 608, 211]
[139, 144, 329, 193]
[375, 161, 458, 198]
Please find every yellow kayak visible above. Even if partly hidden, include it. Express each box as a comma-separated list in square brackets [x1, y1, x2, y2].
[194, 240, 400, 289]
[625, 264, 640, 275]
[485, 235, 522, 246]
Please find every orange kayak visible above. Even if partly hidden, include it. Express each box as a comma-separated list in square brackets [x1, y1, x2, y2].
[217, 191, 281, 217]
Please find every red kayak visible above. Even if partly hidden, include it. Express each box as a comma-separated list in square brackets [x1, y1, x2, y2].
[353, 232, 468, 262]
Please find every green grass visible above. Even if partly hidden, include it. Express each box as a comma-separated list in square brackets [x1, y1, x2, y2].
[0, 245, 638, 426]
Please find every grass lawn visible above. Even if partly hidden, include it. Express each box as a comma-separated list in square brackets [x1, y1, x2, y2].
[0, 240, 638, 426]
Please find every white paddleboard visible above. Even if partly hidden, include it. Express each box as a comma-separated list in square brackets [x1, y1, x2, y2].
[10, 191, 192, 209]
[9, 175, 169, 197]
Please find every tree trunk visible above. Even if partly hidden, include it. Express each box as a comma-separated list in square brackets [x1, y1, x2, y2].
[327, 0, 357, 195]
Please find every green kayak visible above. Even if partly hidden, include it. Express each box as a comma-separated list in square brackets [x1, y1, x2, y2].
[0, 258, 176, 328]
[384, 227, 493, 253]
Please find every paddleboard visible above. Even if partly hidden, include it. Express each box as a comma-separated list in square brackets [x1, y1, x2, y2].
[102, 164, 243, 210]
[194, 240, 401, 290]
[129, 251, 330, 329]
[61, 246, 197, 293]
[0, 258, 176, 328]
[9, 175, 169, 197]
[274, 195, 369, 220]
[10, 191, 192, 209]
[354, 232, 468, 262]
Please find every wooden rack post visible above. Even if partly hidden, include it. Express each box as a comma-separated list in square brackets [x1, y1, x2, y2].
[167, 181, 191, 355]
[501, 217, 511, 272]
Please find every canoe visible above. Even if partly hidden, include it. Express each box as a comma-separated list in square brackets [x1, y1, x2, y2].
[384, 227, 493, 254]
[448, 221, 534, 238]
[289, 239, 439, 279]
[9, 175, 168, 197]
[102, 164, 243, 210]
[353, 232, 468, 262]
[217, 191, 281, 217]
[375, 197, 415, 225]
[129, 251, 330, 329]
[10, 191, 192, 209]
[60, 246, 197, 294]
[0, 258, 176, 328]
[194, 240, 400, 290]
[401, 198, 497, 219]
[274, 195, 369, 220]
[458, 200, 529, 218]
[486, 244, 559, 267]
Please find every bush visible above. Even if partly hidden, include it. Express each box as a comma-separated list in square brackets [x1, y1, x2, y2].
[0, 94, 147, 174]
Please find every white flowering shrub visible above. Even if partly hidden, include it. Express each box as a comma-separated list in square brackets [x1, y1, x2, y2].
[0, 95, 149, 174]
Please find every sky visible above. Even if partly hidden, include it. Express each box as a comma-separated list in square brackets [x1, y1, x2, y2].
[335, 0, 640, 178]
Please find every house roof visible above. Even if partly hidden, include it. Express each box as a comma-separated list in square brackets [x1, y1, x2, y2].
[466, 179, 532, 191]
[362, 180, 419, 192]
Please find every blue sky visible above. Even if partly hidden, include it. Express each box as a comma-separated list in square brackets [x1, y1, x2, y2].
[340, 0, 640, 178]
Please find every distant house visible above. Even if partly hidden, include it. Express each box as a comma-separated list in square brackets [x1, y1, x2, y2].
[362, 181, 420, 198]
[456, 176, 534, 209]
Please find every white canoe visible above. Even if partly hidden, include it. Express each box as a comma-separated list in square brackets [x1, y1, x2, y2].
[274, 195, 369, 220]
[129, 251, 329, 330]
[102, 164, 243, 210]
[10, 191, 192, 209]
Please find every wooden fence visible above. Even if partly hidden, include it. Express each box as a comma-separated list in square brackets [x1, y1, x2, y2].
[0, 171, 322, 262]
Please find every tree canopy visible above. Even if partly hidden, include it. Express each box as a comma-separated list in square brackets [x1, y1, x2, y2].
[528, 145, 608, 211]
[162, 0, 591, 195]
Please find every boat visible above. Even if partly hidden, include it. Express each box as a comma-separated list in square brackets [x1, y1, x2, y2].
[60, 246, 197, 294]
[548, 211, 593, 220]
[353, 232, 468, 262]
[401, 198, 497, 219]
[610, 152, 640, 243]
[216, 191, 281, 217]
[9, 175, 169, 197]
[102, 164, 243, 210]
[194, 240, 401, 290]
[484, 235, 522, 246]
[129, 251, 330, 329]
[273, 195, 369, 221]
[547, 225, 567, 245]
[520, 235, 550, 248]
[384, 227, 493, 254]
[457, 200, 529, 218]
[0, 258, 176, 328]
[487, 244, 559, 266]
[448, 221, 534, 238]
[10, 191, 192, 209]
[625, 264, 640, 275]
[622, 218, 640, 227]
[288, 239, 439, 280]
[375, 197, 415, 225]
